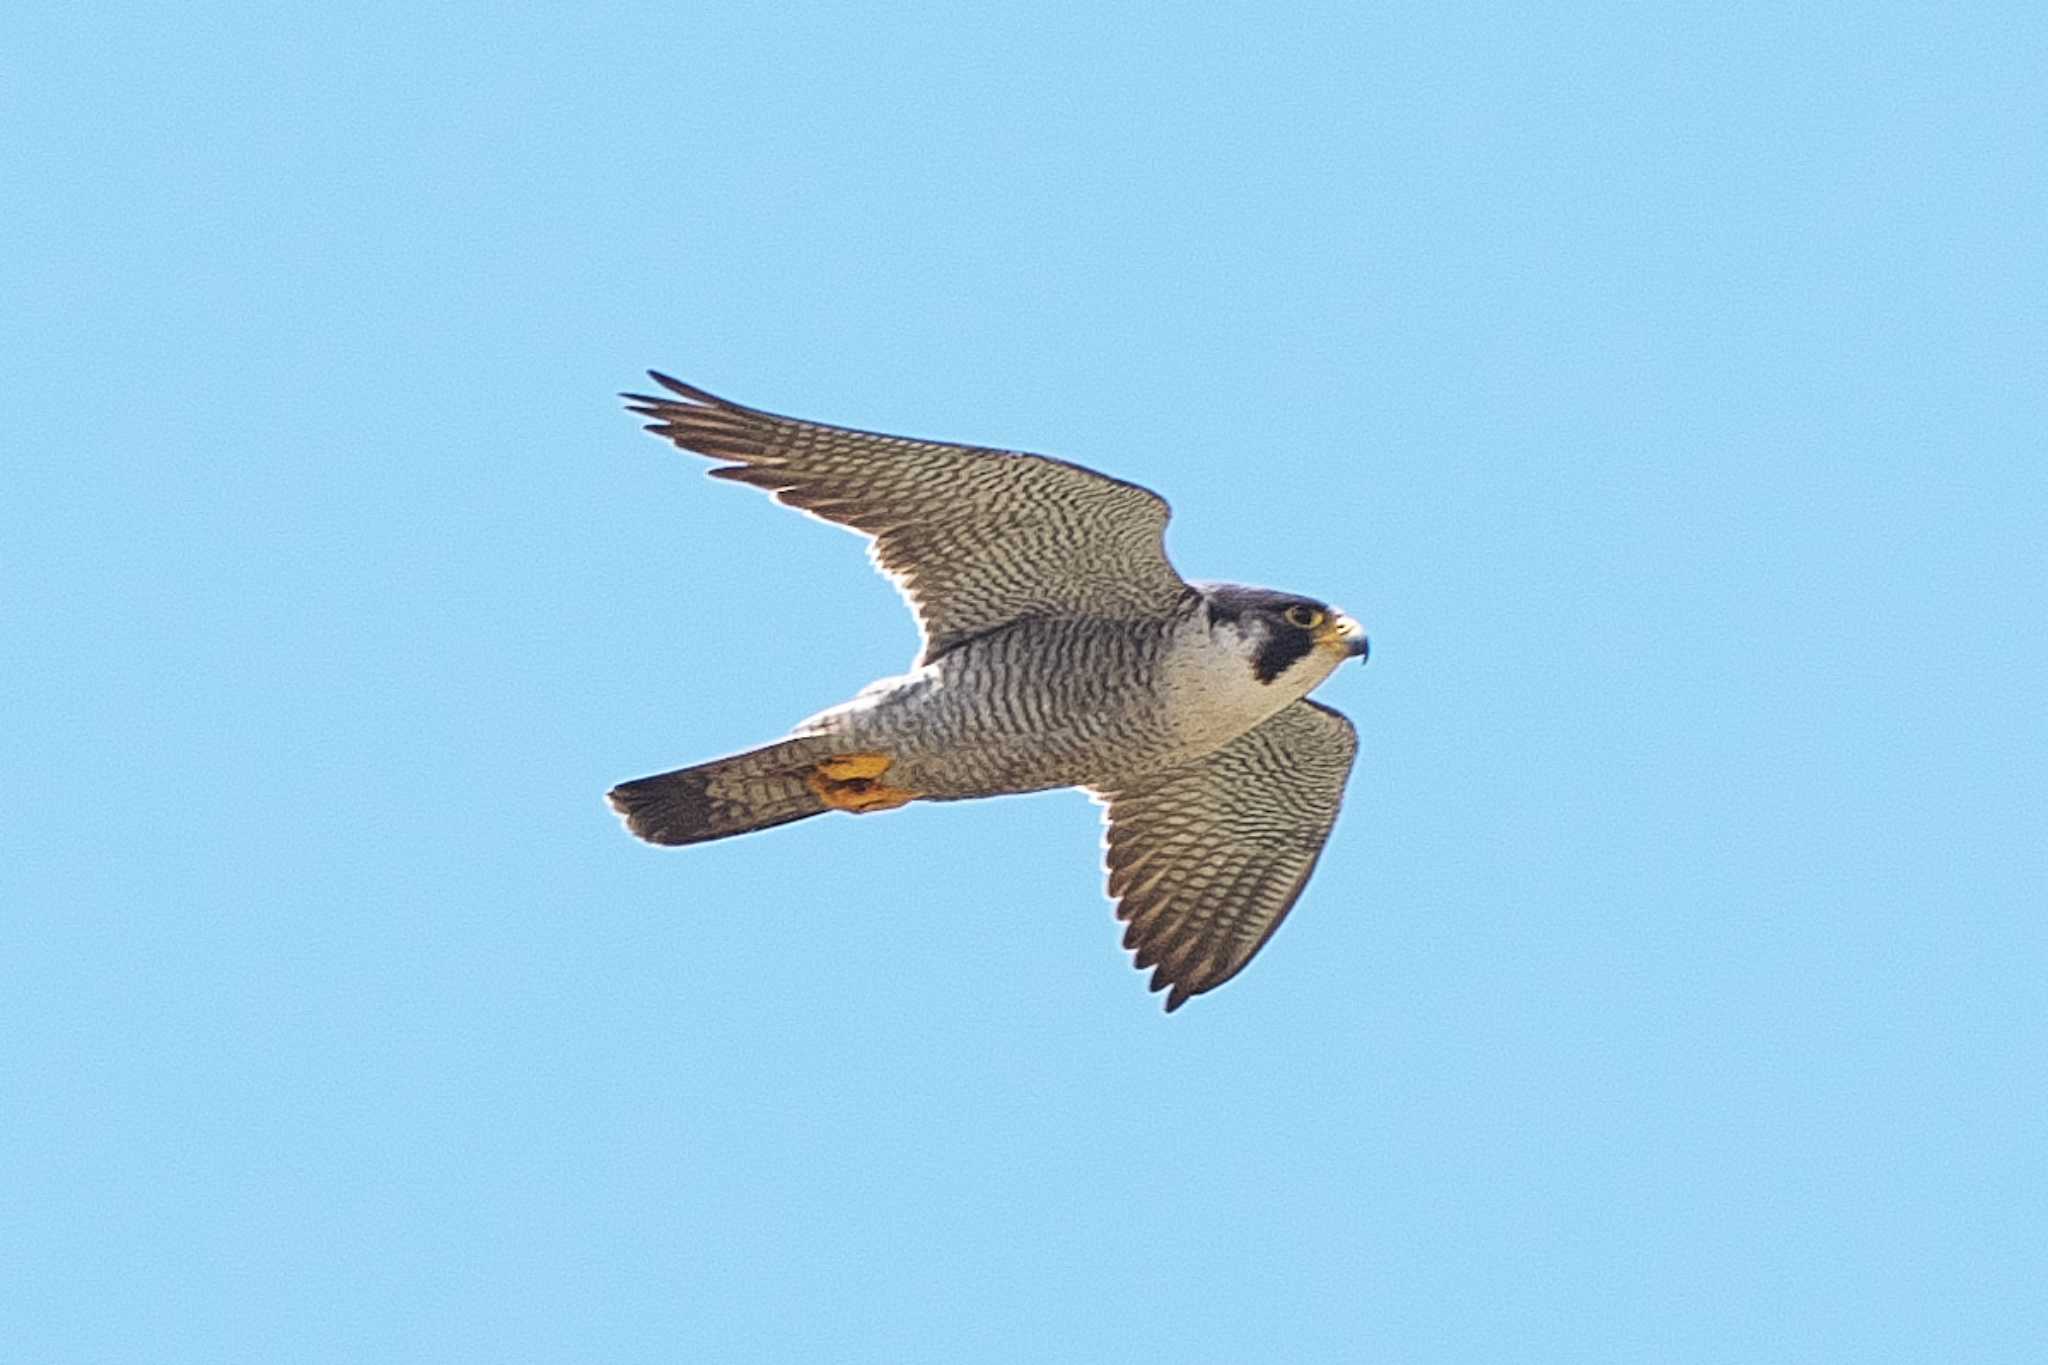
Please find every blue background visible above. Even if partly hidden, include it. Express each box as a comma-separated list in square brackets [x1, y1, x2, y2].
[7, 3, 2043, 1360]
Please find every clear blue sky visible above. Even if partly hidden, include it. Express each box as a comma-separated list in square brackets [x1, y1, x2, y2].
[6, 2, 2043, 1361]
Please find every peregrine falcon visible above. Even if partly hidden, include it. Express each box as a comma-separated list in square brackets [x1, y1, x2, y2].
[608, 372, 1370, 1011]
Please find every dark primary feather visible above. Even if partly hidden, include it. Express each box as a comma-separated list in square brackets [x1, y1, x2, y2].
[1095, 699, 1359, 1011]
[623, 372, 1189, 664]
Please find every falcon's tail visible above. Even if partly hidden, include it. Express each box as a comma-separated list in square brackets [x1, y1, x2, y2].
[608, 737, 834, 846]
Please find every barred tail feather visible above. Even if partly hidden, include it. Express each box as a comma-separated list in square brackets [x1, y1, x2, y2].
[608, 737, 829, 846]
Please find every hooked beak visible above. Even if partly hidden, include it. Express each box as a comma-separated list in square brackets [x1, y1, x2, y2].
[1316, 612, 1370, 663]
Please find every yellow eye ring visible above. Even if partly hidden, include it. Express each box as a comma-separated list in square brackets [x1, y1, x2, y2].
[1284, 605, 1325, 630]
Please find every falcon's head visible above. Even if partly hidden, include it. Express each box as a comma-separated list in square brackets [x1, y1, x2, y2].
[1197, 582, 1369, 689]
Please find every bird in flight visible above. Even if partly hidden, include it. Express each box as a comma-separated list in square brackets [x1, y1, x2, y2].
[608, 373, 1370, 1010]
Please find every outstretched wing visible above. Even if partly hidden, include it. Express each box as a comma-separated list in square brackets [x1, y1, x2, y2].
[1094, 699, 1359, 1011]
[624, 373, 1187, 663]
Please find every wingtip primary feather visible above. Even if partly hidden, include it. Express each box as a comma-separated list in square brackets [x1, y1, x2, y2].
[647, 370, 721, 404]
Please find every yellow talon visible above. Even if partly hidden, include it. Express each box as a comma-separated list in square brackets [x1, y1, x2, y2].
[815, 752, 893, 781]
[806, 752, 918, 813]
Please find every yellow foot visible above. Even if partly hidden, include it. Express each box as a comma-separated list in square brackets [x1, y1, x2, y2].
[815, 752, 893, 782]
[806, 752, 919, 813]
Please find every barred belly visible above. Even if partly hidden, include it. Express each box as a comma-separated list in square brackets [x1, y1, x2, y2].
[798, 616, 1192, 798]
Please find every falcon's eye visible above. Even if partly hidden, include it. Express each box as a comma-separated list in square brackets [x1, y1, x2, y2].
[1283, 604, 1325, 630]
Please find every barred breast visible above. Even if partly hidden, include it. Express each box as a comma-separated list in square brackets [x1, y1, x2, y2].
[797, 614, 1197, 799]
